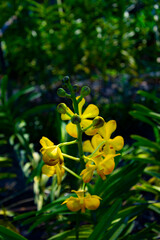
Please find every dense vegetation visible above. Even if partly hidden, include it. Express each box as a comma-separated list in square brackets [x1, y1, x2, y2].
[0, 1, 160, 239]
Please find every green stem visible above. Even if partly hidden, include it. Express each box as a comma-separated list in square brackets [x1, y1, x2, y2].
[58, 140, 78, 148]
[82, 122, 93, 132]
[62, 165, 81, 179]
[62, 153, 80, 161]
[90, 140, 107, 157]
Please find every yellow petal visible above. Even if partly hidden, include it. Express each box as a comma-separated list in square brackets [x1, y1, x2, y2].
[91, 134, 104, 150]
[83, 140, 94, 153]
[101, 158, 115, 175]
[40, 137, 54, 148]
[62, 197, 81, 212]
[61, 107, 74, 120]
[66, 122, 78, 138]
[42, 164, 55, 177]
[81, 119, 98, 136]
[109, 136, 124, 151]
[77, 97, 85, 116]
[42, 148, 60, 166]
[80, 165, 96, 183]
[81, 104, 99, 119]
[72, 190, 85, 198]
[85, 196, 101, 210]
[55, 164, 62, 185]
[98, 120, 117, 139]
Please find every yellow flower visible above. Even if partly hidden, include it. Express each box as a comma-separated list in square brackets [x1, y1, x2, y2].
[40, 137, 64, 166]
[62, 190, 101, 213]
[61, 97, 99, 138]
[42, 163, 65, 185]
[80, 134, 119, 182]
[98, 120, 124, 154]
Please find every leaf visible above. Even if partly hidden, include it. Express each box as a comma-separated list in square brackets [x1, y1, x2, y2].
[19, 104, 56, 119]
[0, 225, 27, 240]
[87, 199, 122, 240]
[0, 173, 16, 180]
[131, 135, 160, 151]
[137, 90, 160, 103]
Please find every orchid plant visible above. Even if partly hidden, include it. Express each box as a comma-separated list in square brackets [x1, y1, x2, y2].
[39, 77, 124, 227]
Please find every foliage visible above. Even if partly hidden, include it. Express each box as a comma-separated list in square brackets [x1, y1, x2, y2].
[0, 0, 160, 85]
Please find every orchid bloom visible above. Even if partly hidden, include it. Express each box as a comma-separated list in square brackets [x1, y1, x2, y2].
[80, 134, 119, 182]
[42, 163, 65, 185]
[40, 137, 64, 166]
[98, 120, 124, 154]
[62, 190, 101, 213]
[61, 97, 99, 138]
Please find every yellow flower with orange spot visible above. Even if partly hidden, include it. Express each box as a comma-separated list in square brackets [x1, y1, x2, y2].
[40, 137, 64, 166]
[61, 97, 99, 138]
[62, 190, 101, 212]
[80, 134, 119, 182]
[42, 163, 65, 185]
[98, 120, 124, 154]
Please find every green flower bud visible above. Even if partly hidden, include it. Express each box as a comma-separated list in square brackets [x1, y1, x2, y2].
[57, 88, 66, 97]
[62, 76, 70, 86]
[80, 86, 91, 97]
[92, 116, 105, 128]
[71, 114, 81, 125]
[57, 103, 67, 114]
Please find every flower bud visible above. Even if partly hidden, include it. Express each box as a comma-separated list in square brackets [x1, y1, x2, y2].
[62, 76, 70, 86]
[80, 86, 90, 97]
[57, 103, 67, 114]
[71, 114, 81, 124]
[92, 116, 104, 128]
[57, 88, 66, 97]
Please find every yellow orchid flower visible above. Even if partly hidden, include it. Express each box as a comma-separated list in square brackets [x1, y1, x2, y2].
[80, 134, 119, 182]
[98, 120, 124, 154]
[42, 163, 65, 185]
[61, 97, 99, 138]
[40, 137, 64, 166]
[62, 190, 101, 213]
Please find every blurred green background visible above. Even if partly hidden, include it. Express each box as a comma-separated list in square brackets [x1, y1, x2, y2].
[0, 0, 160, 239]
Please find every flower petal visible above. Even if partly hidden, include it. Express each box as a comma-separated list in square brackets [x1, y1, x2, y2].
[66, 122, 78, 138]
[40, 137, 54, 148]
[85, 196, 101, 210]
[55, 163, 62, 185]
[61, 107, 74, 120]
[42, 164, 55, 177]
[81, 119, 98, 136]
[80, 164, 96, 183]
[101, 158, 115, 175]
[82, 104, 99, 119]
[98, 120, 117, 139]
[91, 134, 104, 150]
[77, 97, 85, 116]
[63, 197, 81, 212]
[109, 136, 124, 151]
[83, 140, 94, 153]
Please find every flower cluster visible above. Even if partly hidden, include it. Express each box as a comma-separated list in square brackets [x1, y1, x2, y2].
[39, 77, 124, 213]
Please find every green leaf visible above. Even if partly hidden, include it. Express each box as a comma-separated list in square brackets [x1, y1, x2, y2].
[131, 135, 160, 151]
[0, 76, 8, 104]
[137, 90, 160, 103]
[0, 225, 27, 240]
[0, 173, 16, 180]
[19, 104, 56, 119]
[87, 199, 122, 240]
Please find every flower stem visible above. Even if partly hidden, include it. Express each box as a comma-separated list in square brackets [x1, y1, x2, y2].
[58, 140, 78, 148]
[90, 140, 107, 157]
[62, 165, 81, 179]
[62, 153, 80, 161]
